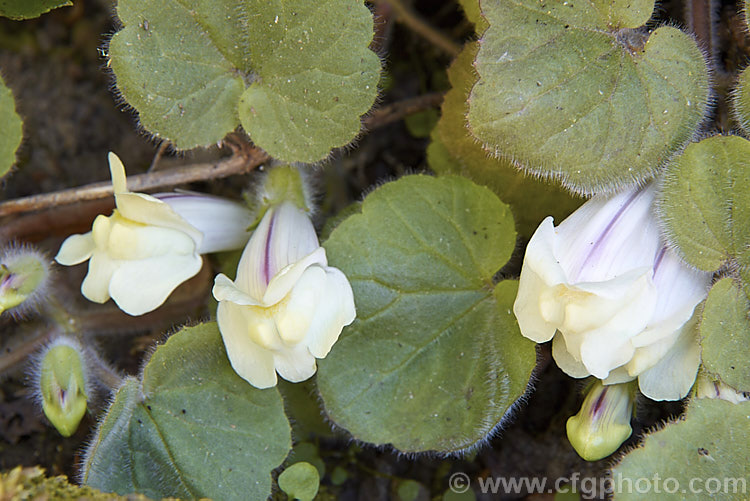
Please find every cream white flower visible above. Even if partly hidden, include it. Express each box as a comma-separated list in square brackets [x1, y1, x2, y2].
[513, 184, 711, 400]
[55, 153, 252, 316]
[212, 201, 356, 389]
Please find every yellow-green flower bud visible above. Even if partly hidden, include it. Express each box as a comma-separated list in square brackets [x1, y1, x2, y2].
[566, 380, 635, 461]
[38, 339, 88, 437]
[0, 246, 51, 316]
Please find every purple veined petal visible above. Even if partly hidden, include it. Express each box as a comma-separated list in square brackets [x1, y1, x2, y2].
[236, 201, 321, 299]
[555, 184, 661, 283]
[154, 192, 254, 254]
[648, 247, 712, 327]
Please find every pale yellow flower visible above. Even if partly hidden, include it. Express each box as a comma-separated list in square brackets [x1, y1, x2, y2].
[56, 153, 251, 316]
[514, 184, 710, 400]
[213, 201, 356, 389]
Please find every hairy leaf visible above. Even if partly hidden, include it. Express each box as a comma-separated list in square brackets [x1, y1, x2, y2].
[109, 0, 380, 163]
[318, 175, 535, 453]
[657, 135, 750, 272]
[81, 323, 291, 500]
[468, 0, 709, 194]
[428, 42, 581, 238]
[612, 398, 750, 500]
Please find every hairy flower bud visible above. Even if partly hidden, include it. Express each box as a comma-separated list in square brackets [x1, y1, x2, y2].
[0, 245, 51, 317]
[566, 380, 635, 461]
[36, 338, 89, 437]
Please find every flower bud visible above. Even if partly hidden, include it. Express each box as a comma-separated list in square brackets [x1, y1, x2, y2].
[566, 380, 635, 461]
[0, 245, 51, 317]
[36, 338, 89, 437]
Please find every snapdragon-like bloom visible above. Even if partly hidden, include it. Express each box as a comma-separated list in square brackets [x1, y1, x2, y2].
[514, 184, 711, 400]
[56, 153, 252, 316]
[213, 201, 356, 389]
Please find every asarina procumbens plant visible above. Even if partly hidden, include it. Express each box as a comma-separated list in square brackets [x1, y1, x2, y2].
[1, 0, 749, 498]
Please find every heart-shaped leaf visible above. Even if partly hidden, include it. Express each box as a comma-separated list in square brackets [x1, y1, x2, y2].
[81, 322, 291, 500]
[468, 0, 709, 194]
[109, 0, 380, 163]
[318, 175, 536, 453]
[612, 398, 750, 500]
[428, 42, 582, 239]
[0, 75, 23, 178]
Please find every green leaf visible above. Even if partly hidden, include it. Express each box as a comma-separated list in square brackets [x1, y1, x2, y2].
[0, 0, 71, 19]
[318, 175, 536, 453]
[109, 0, 380, 163]
[700, 278, 750, 392]
[467, 0, 709, 195]
[656, 135, 750, 272]
[81, 323, 291, 500]
[278, 462, 320, 501]
[0, 74, 22, 178]
[428, 42, 581, 239]
[611, 398, 750, 500]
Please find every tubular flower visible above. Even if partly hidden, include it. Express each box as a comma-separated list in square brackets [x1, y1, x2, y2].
[213, 201, 356, 389]
[513, 184, 711, 400]
[55, 153, 253, 316]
